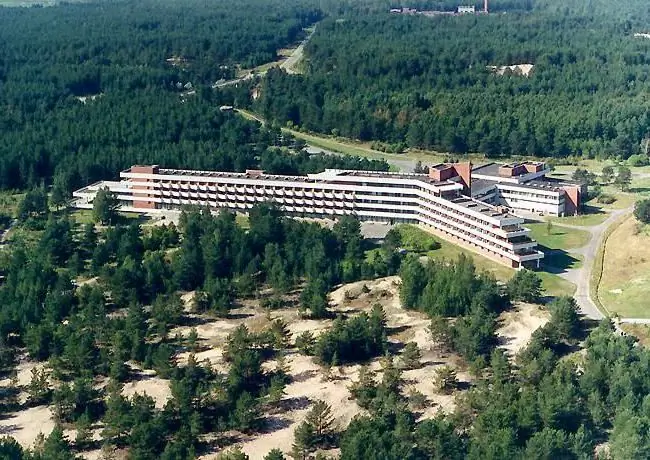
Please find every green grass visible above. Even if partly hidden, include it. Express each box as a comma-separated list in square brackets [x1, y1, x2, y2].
[70, 209, 94, 225]
[538, 272, 577, 297]
[236, 213, 250, 229]
[371, 224, 576, 298]
[527, 222, 591, 250]
[596, 216, 649, 318]
[394, 224, 440, 252]
[0, 191, 24, 218]
[425, 238, 515, 281]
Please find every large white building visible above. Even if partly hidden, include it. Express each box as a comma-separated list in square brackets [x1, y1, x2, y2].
[471, 162, 585, 217]
[73, 163, 545, 269]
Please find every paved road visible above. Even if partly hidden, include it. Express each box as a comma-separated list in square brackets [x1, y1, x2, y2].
[553, 207, 633, 320]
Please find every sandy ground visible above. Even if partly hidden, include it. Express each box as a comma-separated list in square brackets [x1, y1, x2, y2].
[121, 370, 172, 410]
[487, 64, 534, 77]
[0, 405, 54, 449]
[497, 302, 550, 356]
[205, 276, 469, 458]
[0, 361, 55, 450]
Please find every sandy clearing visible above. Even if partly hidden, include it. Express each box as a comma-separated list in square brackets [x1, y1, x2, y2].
[487, 64, 534, 77]
[209, 276, 466, 458]
[497, 302, 550, 356]
[0, 405, 54, 448]
[121, 370, 172, 409]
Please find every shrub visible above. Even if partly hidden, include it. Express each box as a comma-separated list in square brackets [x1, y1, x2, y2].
[628, 154, 649, 167]
[634, 199, 650, 224]
[596, 193, 616, 204]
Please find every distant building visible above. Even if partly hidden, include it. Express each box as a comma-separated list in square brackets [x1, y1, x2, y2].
[219, 105, 234, 112]
[72, 163, 544, 269]
[389, 7, 418, 14]
[458, 5, 476, 14]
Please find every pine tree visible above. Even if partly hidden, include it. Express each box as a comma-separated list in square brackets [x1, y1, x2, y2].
[291, 421, 315, 459]
[75, 409, 93, 449]
[400, 342, 422, 370]
[305, 400, 335, 445]
[349, 365, 377, 408]
[433, 366, 458, 394]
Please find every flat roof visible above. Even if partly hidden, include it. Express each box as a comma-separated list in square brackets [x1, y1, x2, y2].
[450, 196, 519, 219]
[138, 167, 460, 188]
[471, 178, 498, 192]
[471, 162, 503, 176]
[338, 170, 453, 186]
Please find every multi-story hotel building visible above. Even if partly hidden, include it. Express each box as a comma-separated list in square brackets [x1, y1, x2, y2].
[471, 162, 585, 216]
[73, 163, 545, 269]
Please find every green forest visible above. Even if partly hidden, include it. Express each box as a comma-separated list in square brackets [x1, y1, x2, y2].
[0, 203, 649, 459]
[254, 0, 650, 159]
[0, 0, 336, 191]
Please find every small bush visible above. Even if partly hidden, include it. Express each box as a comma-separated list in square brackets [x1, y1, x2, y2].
[634, 199, 650, 225]
[596, 193, 616, 205]
[628, 154, 649, 167]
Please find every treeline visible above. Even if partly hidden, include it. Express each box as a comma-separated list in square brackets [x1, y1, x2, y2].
[254, 4, 650, 159]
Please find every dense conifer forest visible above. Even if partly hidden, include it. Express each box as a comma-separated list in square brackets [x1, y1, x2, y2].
[254, 0, 650, 159]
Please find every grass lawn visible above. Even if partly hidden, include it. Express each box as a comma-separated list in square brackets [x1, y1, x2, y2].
[70, 209, 94, 225]
[527, 222, 591, 250]
[391, 225, 575, 297]
[549, 209, 609, 227]
[630, 177, 650, 196]
[598, 217, 650, 318]
[620, 324, 650, 348]
[538, 272, 577, 297]
[236, 213, 250, 229]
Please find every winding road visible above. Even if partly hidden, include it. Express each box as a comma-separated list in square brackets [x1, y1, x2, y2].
[212, 26, 315, 89]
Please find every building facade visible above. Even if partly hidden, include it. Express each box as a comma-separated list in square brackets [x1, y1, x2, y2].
[73, 164, 544, 269]
[471, 162, 585, 216]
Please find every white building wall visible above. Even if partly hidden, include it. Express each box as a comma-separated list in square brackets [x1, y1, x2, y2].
[73, 169, 544, 267]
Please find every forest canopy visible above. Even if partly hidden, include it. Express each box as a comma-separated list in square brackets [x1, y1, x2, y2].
[254, 0, 650, 159]
[0, 0, 325, 190]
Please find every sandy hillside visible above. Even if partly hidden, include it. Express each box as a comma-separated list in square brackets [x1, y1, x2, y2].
[497, 302, 550, 356]
[121, 369, 172, 410]
[207, 276, 469, 458]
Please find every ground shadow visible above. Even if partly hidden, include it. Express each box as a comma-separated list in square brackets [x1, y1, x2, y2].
[386, 325, 411, 336]
[259, 415, 293, 434]
[278, 396, 311, 411]
[292, 370, 318, 383]
[629, 187, 650, 194]
[538, 246, 581, 273]
[580, 205, 607, 216]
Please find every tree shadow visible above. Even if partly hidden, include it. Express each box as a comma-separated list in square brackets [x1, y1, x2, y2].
[385, 325, 411, 336]
[387, 341, 406, 354]
[0, 424, 19, 436]
[259, 415, 293, 434]
[292, 369, 318, 383]
[629, 187, 650, 194]
[278, 396, 311, 411]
